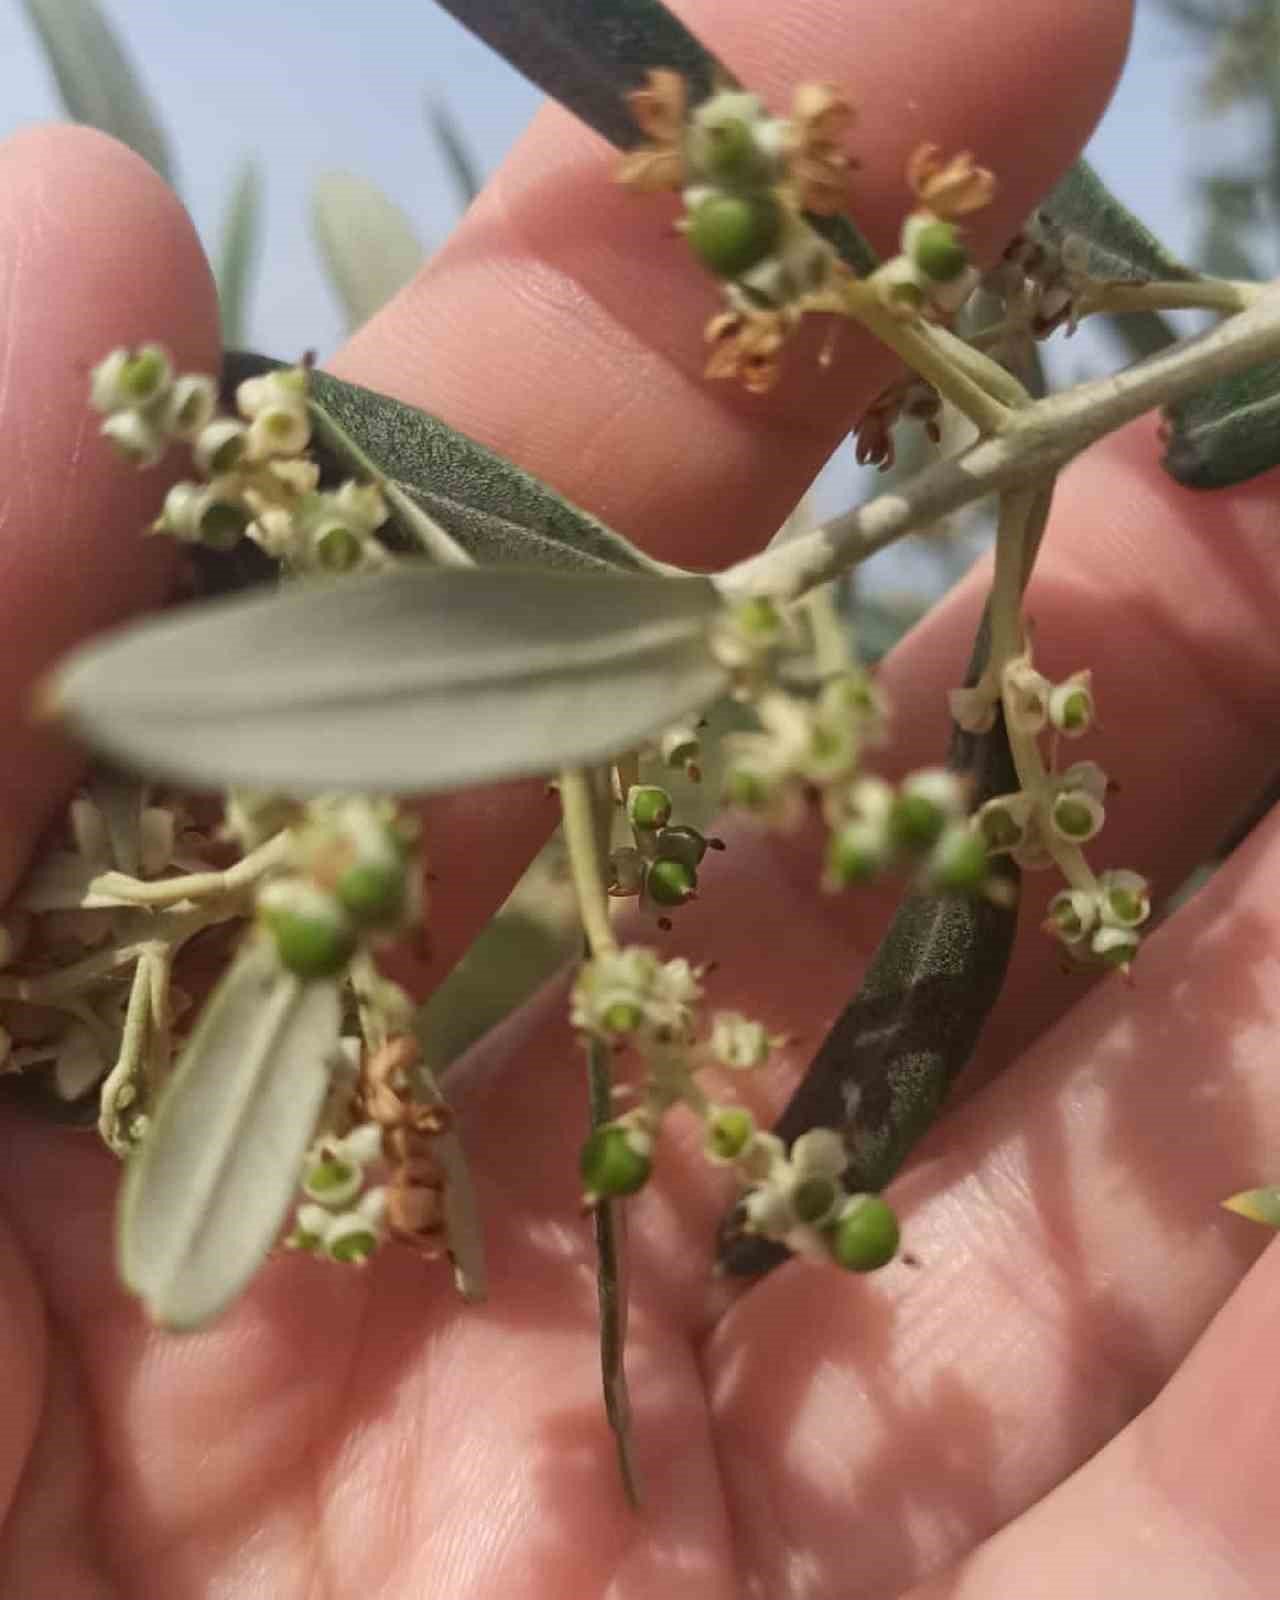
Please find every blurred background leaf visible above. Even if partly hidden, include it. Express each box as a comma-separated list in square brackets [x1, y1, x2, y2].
[20, 0, 172, 179]
[311, 170, 427, 332]
[214, 159, 261, 349]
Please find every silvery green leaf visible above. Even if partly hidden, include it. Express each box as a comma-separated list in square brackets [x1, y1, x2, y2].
[312, 172, 426, 331]
[1162, 362, 1280, 489]
[427, 97, 483, 210]
[21, 0, 173, 182]
[1040, 159, 1197, 284]
[52, 567, 729, 794]
[118, 942, 341, 1329]
[226, 353, 664, 576]
[216, 160, 262, 350]
[432, 0, 876, 275]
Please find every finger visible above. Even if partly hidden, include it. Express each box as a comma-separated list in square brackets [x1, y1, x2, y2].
[701, 796, 1280, 1596]
[0, 126, 219, 898]
[324, 0, 1132, 980]
[904, 1241, 1280, 1599]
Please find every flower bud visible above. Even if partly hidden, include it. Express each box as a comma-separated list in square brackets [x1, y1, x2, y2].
[260, 881, 357, 979]
[1002, 658, 1051, 734]
[580, 1122, 653, 1200]
[162, 373, 218, 440]
[874, 256, 927, 319]
[302, 1150, 363, 1208]
[829, 1193, 899, 1271]
[977, 792, 1033, 853]
[704, 1105, 756, 1164]
[248, 402, 310, 460]
[324, 1211, 381, 1264]
[91, 343, 172, 413]
[194, 417, 249, 476]
[1048, 672, 1094, 737]
[791, 1127, 847, 1179]
[687, 191, 782, 279]
[660, 725, 702, 779]
[686, 93, 774, 185]
[288, 1203, 334, 1251]
[311, 519, 365, 573]
[903, 214, 969, 283]
[825, 818, 891, 889]
[926, 824, 989, 894]
[1050, 788, 1104, 844]
[646, 857, 697, 907]
[626, 784, 673, 831]
[1046, 888, 1096, 943]
[789, 1173, 841, 1227]
[1090, 924, 1139, 969]
[888, 769, 964, 854]
[709, 1010, 772, 1069]
[1098, 869, 1150, 929]
[100, 409, 167, 468]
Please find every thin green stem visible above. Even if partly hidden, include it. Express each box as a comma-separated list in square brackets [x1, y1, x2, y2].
[843, 281, 1013, 435]
[560, 769, 617, 957]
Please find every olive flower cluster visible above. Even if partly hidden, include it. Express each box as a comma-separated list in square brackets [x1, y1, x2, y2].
[89, 347, 392, 576]
[571, 947, 900, 1271]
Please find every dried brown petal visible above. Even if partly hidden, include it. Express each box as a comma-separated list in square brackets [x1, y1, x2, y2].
[615, 146, 686, 193]
[626, 69, 687, 144]
[703, 309, 789, 394]
[786, 84, 855, 215]
[906, 143, 996, 218]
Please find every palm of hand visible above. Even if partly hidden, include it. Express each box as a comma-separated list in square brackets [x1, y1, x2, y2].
[6, 2, 1280, 1595]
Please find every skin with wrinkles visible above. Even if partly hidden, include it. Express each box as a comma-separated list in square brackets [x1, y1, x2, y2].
[8, 3, 1280, 1596]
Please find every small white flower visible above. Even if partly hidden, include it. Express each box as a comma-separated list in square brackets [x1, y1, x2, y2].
[1097, 869, 1151, 929]
[100, 409, 167, 468]
[194, 417, 249, 476]
[340, 1122, 386, 1166]
[790, 1127, 847, 1180]
[709, 1011, 773, 1070]
[161, 374, 218, 440]
[1002, 657, 1051, 734]
[949, 682, 998, 734]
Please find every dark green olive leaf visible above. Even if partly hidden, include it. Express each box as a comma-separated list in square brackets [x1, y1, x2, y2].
[1040, 158, 1197, 285]
[718, 482, 1052, 1278]
[431, 0, 876, 275]
[1162, 360, 1280, 489]
[118, 942, 341, 1329]
[225, 353, 663, 577]
[21, 0, 173, 182]
[51, 567, 729, 794]
[215, 160, 262, 350]
[312, 173, 426, 332]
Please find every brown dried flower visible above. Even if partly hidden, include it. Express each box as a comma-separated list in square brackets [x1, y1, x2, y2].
[906, 144, 996, 219]
[617, 69, 688, 192]
[786, 83, 856, 215]
[704, 308, 791, 394]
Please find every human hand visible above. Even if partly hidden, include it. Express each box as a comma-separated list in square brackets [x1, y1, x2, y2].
[8, 3, 1280, 1595]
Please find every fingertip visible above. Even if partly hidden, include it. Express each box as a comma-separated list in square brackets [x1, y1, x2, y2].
[0, 122, 220, 894]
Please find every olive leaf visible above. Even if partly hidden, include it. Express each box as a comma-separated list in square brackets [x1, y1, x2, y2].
[216, 160, 262, 350]
[225, 352, 665, 577]
[1040, 163, 1280, 490]
[50, 566, 729, 794]
[21, 0, 173, 182]
[311, 173, 427, 332]
[1040, 158, 1198, 285]
[431, 0, 876, 275]
[118, 943, 342, 1329]
[1161, 361, 1280, 489]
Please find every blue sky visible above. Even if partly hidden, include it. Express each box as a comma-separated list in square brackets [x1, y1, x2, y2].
[0, 2, 1254, 356]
